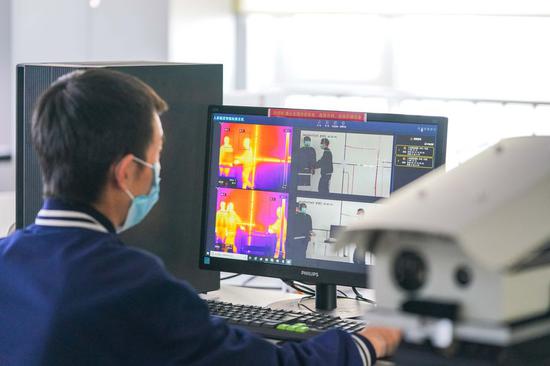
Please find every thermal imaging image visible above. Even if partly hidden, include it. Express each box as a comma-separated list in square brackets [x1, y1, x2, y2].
[213, 188, 289, 259]
[218, 123, 293, 191]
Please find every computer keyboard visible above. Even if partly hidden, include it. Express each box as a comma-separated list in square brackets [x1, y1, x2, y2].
[206, 299, 367, 342]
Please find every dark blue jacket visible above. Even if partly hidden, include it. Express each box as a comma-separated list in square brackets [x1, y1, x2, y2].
[0, 199, 375, 365]
[315, 149, 333, 175]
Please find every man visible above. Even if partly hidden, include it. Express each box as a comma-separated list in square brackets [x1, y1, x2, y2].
[288, 202, 314, 262]
[269, 206, 287, 259]
[219, 136, 234, 177]
[315, 137, 334, 193]
[224, 201, 244, 253]
[0, 69, 399, 365]
[215, 200, 228, 247]
[353, 208, 369, 264]
[235, 136, 255, 189]
[296, 136, 316, 186]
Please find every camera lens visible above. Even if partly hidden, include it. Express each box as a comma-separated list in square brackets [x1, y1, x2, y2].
[455, 265, 472, 287]
[393, 250, 427, 291]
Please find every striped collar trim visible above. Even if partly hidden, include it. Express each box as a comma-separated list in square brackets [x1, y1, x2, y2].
[35, 209, 109, 233]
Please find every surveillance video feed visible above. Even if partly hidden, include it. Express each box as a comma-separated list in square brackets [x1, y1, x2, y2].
[289, 198, 376, 265]
[204, 109, 441, 271]
[217, 123, 292, 192]
[212, 187, 289, 260]
[295, 131, 393, 197]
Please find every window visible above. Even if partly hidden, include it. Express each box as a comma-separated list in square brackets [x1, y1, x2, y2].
[231, 4, 550, 168]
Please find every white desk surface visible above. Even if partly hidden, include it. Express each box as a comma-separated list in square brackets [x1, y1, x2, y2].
[202, 274, 375, 308]
[201, 283, 305, 306]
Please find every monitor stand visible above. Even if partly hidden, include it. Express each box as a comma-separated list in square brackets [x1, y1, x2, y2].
[268, 284, 373, 319]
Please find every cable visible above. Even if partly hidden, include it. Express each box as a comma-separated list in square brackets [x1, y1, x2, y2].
[297, 295, 316, 312]
[293, 281, 350, 299]
[283, 280, 315, 296]
[220, 273, 241, 281]
[292, 282, 316, 295]
[241, 275, 258, 287]
[337, 289, 349, 298]
[239, 285, 286, 290]
[352, 287, 376, 305]
[236, 276, 284, 290]
[286, 280, 351, 300]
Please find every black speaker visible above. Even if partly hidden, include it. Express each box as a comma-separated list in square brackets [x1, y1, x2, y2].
[16, 62, 221, 293]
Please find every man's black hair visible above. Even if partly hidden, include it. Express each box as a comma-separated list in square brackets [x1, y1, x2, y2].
[303, 136, 311, 142]
[321, 137, 330, 146]
[32, 69, 168, 204]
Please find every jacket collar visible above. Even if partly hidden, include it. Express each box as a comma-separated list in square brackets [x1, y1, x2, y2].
[36, 198, 117, 234]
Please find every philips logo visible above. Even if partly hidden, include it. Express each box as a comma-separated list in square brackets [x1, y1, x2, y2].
[214, 115, 245, 122]
[300, 270, 319, 278]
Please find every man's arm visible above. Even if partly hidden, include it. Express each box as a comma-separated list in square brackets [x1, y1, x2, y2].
[99, 247, 391, 366]
[314, 150, 327, 169]
[305, 215, 313, 240]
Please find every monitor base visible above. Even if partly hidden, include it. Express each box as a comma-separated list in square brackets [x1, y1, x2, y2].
[268, 297, 374, 319]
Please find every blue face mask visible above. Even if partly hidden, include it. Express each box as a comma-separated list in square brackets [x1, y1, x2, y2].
[118, 157, 161, 233]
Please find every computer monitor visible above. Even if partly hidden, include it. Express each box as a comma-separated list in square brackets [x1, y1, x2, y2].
[200, 105, 447, 314]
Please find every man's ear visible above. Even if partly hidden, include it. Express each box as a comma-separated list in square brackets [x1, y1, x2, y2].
[113, 154, 135, 191]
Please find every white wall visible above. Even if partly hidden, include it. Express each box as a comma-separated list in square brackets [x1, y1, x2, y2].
[0, 0, 170, 192]
[90, 0, 168, 61]
[0, 0, 13, 192]
[11, 0, 90, 64]
[169, 0, 236, 91]
[0, 0, 12, 149]
[11, 0, 169, 64]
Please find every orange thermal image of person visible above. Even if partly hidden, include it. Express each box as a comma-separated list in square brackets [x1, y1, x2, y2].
[219, 136, 234, 177]
[269, 206, 287, 259]
[225, 202, 244, 253]
[215, 201, 228, 245]
[235, 137, 255, 189]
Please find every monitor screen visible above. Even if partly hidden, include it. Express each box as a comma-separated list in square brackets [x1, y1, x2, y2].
[200, 106, 447, 287]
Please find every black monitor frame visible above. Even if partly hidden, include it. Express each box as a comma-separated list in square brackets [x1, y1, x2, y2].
[199, 105, 447, 290]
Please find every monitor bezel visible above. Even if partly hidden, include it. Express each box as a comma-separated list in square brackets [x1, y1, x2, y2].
[199, 105, 448, 288]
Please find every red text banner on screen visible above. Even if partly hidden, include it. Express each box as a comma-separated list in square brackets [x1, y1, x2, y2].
[268, 109, 367, 122]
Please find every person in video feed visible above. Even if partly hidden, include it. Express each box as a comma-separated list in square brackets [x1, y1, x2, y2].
[269, 206, 288, 260]
[297, 136, 316, 174]
[353, 208, 367, 264]
[215, 201, 228, 246]
[225, 202, 245, 253]
[237, 137, 255, 189]
[315, 137, 333, 193]
[219, 136, 234, 177]
[288, 202, 313, 262]
[296, 136, 317, 186]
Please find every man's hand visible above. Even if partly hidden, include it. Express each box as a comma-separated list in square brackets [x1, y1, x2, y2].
[358, 327, 402, 359]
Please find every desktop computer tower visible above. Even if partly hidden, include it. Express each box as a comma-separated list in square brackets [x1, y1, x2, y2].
[16, 62, 221, 293]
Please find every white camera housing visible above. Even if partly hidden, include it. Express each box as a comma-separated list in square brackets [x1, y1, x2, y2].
[343, 136, 550, 345]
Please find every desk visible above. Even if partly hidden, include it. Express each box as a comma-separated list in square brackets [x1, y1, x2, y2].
[205, 275, 376, 307]
[201, 283, 305, 306]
